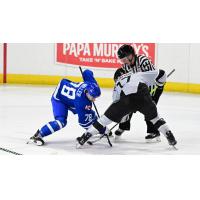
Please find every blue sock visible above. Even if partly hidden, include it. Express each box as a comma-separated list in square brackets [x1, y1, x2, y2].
[40, 120, 64, 137]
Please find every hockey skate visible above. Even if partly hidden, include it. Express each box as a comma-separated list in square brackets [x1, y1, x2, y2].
[27, 130, 45, 146]
[76, 132, 92, 148]
[108, 131, 113, 137]
[114, 128, 125, 141]
[145, 132, 161, 143]
[165, 131, 177, 146]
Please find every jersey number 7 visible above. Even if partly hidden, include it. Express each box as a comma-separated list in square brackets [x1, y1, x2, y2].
[117, 75, 131, 88]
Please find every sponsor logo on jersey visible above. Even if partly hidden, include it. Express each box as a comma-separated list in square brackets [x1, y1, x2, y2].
[85, 105, 92, 110]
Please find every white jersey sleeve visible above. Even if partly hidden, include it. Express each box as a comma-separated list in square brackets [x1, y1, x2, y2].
[115, 70, 159, 96]
[112, 85, 120, 103]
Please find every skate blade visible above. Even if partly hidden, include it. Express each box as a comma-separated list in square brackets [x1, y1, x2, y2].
[171, 145, 178, 150]
[76, 142, 84, 149]
[146, 137, 161, 143]
[26, 139, 44, 146]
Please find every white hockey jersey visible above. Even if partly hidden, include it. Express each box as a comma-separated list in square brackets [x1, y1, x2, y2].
[113, 70, 159, 101]
[112, 55, 166, 102]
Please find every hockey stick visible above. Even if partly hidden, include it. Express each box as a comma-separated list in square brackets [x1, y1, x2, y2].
[108, 68, 176, 136]
[78, 66, 112, 147]
[87, 134, 112, 147]
[167, 68, 175, 78]
[0, 147, 22, 155]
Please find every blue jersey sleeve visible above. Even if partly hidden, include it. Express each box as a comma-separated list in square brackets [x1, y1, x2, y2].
[82, 69, 97, 84]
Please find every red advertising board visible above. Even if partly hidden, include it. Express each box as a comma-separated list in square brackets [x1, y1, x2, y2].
[56, 43, 155, 68]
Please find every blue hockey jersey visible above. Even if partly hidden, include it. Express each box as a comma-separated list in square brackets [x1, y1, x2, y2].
[52, 70, 99, 129]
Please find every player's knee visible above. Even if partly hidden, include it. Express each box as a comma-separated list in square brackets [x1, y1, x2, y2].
[55, 118, 67, 128]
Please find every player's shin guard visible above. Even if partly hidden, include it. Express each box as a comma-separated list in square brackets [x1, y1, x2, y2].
[40, 120, 65, 137]
[150, 116, 177, 146]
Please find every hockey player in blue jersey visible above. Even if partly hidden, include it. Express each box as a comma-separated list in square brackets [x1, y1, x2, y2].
[28, 69, 101, 146]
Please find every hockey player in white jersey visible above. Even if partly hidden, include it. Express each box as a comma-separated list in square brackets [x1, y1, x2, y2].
[76, 45, 177, 148]
[112, 44, 167, 142]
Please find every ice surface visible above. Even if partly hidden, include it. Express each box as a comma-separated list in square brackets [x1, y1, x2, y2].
[0, 85, 200, 155]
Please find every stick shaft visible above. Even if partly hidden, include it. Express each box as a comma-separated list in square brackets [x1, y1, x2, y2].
[167, 69, 175, 78]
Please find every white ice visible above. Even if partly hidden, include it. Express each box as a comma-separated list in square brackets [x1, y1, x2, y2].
[0, 84, 200, 155]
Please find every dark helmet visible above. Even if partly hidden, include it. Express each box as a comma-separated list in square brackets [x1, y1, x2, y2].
[117, 44, 136, 59]
[86, 82, 101, 98]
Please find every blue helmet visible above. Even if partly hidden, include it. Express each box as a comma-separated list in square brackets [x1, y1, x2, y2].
[86, 82, 101, 98]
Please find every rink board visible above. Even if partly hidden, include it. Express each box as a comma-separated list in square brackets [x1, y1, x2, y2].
[0, 73, 200, 94]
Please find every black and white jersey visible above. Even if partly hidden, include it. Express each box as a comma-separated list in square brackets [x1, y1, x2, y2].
[114, 70, 159, 97]
[114, 55, 156, 82]
[113, 55, 166, 102]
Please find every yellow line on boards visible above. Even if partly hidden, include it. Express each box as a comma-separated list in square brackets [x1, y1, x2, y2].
[1, 74, 200, 94]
